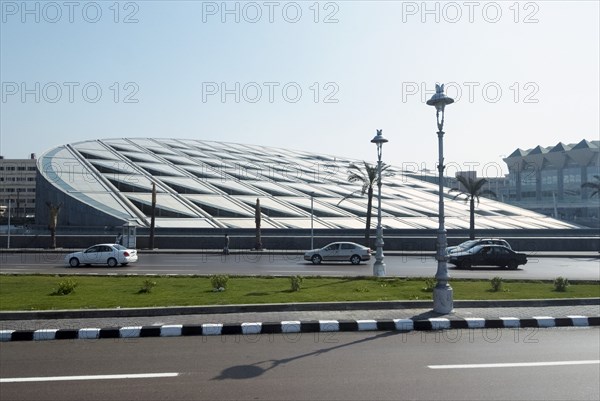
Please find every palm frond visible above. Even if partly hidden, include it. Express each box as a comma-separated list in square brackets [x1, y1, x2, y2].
[337, 189, 363, 206]
[451, 192, 468, 202]
[473, 178, 489, 192]
[449, 177, 497, 205]
[455, 175, 471, 189]
[348, 173, 365, 183]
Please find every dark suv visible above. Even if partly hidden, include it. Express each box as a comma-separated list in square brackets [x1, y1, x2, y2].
[447, 244, 527, 269]
[446, 238, 511, 255]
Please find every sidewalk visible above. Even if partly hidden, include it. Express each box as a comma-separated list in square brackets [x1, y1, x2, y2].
[1, 299, 598, 342]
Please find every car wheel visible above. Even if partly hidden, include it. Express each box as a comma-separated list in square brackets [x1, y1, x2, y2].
[350, 255, 361, 265]
[508, 261, 518, 270]
[311, 254, 322, 265]
[107, 258, 118, 267]
[69, 257, 80, 267]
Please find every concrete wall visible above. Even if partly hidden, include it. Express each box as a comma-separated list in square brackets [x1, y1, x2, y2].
[2, 229, 599, 252]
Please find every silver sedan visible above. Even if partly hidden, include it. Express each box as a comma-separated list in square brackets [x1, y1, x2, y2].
[304, 242, 371, 265]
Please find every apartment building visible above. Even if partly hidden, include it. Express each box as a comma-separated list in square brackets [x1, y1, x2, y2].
[0, 154, 37, 222]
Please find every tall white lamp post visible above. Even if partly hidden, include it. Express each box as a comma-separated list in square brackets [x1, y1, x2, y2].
[7, 199, 11, 249]
[310, 192, 314, 249]
[427, 84, 454, 314]
[371, 129, 388, 277]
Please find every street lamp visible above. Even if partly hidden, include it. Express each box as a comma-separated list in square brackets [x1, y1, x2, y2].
[310, 192, 315, 250]
[7, 198, 11, 249]
[426, 84, 454, 314]
[371, 129, 388, 277]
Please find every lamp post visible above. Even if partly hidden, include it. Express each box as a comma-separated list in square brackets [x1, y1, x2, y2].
[371, 129, 388, 277]
[310, 192, 314, 249]
[426, 84, 454, 314]
[7, 198, 11, 249]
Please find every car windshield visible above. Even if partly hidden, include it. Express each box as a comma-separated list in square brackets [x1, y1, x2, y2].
[456, 240, 478, 250]
[469, 245, 485, 253]
[113, 244, 127, 250]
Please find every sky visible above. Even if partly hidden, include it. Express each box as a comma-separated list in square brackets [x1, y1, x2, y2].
[1, 0, 598, 177]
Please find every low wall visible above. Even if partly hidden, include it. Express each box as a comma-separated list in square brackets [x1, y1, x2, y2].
[1, 229, 599, 252]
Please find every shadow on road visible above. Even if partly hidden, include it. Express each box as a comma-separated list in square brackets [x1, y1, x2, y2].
[212, 330, 397, 380]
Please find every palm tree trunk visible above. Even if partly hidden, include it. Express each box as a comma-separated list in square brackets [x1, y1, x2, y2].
[365, 186, 373, 247]
[50, 227, 56, 249]
[469, 197, 475, 240]
[254, 198, 262, 250]
[149, 183, 156, 250]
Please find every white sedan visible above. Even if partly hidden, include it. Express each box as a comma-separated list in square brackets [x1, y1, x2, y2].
[65, 243, 138, 267]
[304, 242, 371, 265]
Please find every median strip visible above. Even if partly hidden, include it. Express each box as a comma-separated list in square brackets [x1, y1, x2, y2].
[0, 316, 597, 342]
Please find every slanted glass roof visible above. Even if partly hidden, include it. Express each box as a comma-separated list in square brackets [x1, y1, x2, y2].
[37, 138, 579, 229]
[185, 194, 253, 217]
[160, 177, 215, 194]
[120, 152, 164, 163]
[279, 197, 349, 217]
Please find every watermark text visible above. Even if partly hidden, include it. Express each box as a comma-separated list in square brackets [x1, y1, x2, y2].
[1, 1, 140, 23]
[201, 1, 339, 23]
[401, 1, 539, 24]
[2, 82, 140, 103]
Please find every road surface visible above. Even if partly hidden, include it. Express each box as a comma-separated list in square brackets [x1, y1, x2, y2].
[1, 327, 598, 400]
[1, 252, 599, 280]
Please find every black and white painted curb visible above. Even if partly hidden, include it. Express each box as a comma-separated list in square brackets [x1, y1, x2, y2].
[1, 315, 598, 342]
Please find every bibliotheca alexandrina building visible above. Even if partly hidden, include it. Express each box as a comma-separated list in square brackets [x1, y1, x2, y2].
[35, 138, 577, 230]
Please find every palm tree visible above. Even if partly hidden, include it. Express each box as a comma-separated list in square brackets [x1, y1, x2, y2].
[449, 176, 496, 240]
[581, 175, 600, 198]
[254, 198, 263, 250]
[338, 161, 392, 246]
[149, 183, 156, 250]
[45, 201, 62, 249]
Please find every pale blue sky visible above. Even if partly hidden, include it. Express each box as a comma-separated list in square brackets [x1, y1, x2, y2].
[1, 1, 598, 177]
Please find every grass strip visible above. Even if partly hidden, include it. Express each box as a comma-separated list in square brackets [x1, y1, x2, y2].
[0, 275, 598, 311]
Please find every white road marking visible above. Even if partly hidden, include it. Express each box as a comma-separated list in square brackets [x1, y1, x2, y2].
[0, 372, 179, 383]
[428, 360, 600, 369]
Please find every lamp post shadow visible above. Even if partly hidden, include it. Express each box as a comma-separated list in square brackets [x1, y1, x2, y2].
[212, 330, 397, 381]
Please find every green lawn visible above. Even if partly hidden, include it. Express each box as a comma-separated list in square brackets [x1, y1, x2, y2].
[0, 275, 598, 311]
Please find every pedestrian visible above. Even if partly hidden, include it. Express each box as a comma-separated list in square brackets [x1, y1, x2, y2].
[223, 234, 230, 255]
[115, 233, 123, 245]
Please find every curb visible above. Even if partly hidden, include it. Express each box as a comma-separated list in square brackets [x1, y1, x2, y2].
[1, 315, 599, 342]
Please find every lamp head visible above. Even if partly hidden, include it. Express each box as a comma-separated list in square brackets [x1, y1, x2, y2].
[371, 129, 389, 145]
[426, 84, 454, 112]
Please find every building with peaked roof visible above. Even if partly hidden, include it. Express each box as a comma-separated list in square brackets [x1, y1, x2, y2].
[35, 138, 579, 231]
[503, 139, 600, 227]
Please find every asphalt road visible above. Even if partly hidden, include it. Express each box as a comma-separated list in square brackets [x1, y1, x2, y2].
[1, 252, 599, 280]
[1, 328, 598, 400]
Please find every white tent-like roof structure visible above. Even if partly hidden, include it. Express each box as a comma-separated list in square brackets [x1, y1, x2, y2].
[37, 138, 578, 230]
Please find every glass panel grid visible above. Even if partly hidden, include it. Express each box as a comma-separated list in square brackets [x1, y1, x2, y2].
[36, 138, 580, 229]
